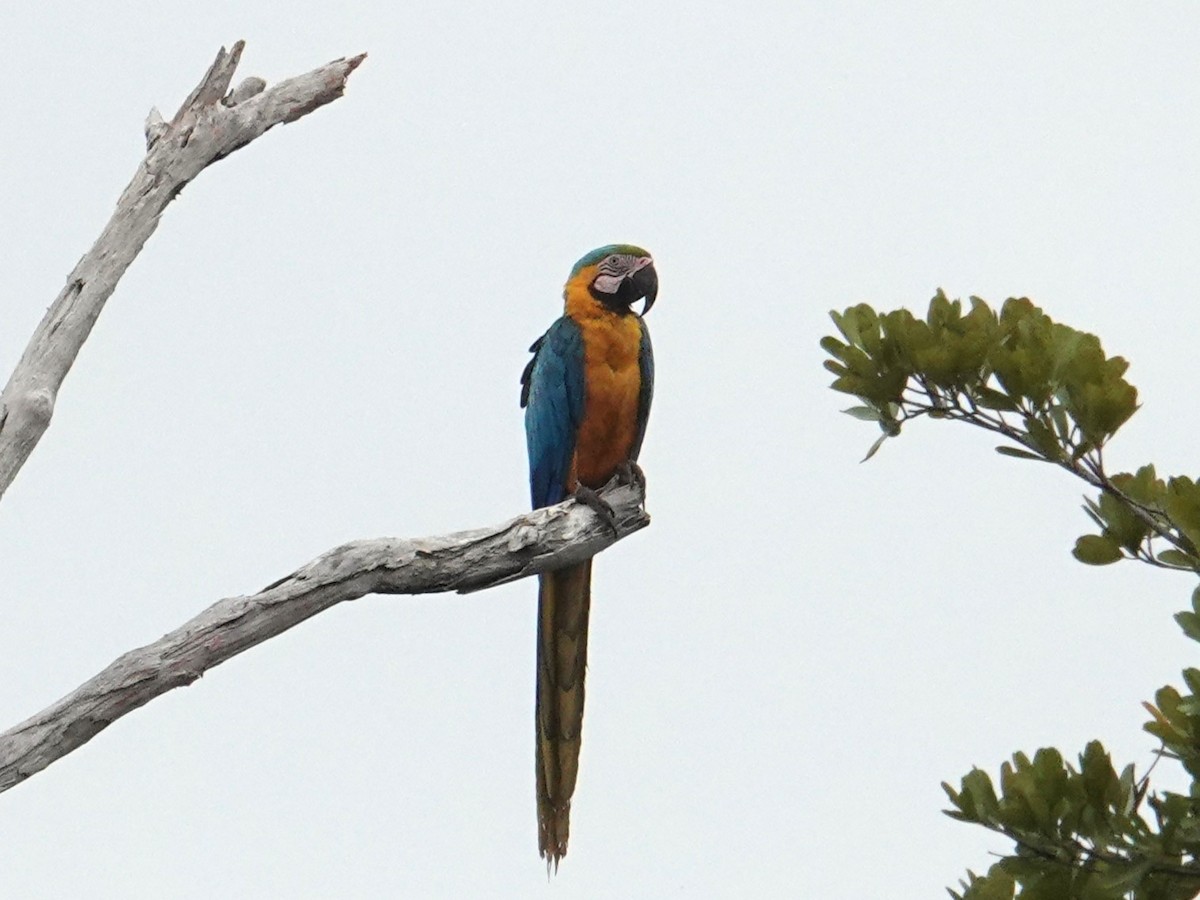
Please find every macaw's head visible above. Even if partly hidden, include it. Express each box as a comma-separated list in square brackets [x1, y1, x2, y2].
[567, 244, 657, 316]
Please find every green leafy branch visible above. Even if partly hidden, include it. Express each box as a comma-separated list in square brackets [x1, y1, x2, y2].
[822, 293, 1200, 571]
[822, 293, 1200, 899]
[945, 744, 1200, 900]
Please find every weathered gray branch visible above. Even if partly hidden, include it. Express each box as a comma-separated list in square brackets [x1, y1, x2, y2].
[0, 41, 366, 502]
[0, 483, 649, 793]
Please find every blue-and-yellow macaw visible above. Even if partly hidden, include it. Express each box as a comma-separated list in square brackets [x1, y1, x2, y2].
[519, 245, 657, 867]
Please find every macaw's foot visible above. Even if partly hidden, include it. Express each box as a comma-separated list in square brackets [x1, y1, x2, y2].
[616, 460, 646, 494]
[572, 484, 618, 533]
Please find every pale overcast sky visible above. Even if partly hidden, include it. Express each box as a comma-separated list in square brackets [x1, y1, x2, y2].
[2, 2, 1200, 898]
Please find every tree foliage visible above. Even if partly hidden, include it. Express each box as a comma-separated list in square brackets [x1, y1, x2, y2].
[823, 293, 1200, 899]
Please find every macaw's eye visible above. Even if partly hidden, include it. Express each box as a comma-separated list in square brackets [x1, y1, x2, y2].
[606, 255, 621, 267]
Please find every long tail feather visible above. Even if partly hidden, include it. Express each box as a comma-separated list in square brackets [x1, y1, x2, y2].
[535, 559, 592, 870]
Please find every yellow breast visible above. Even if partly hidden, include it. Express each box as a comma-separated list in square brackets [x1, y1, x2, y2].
[564, 286, 645, 489]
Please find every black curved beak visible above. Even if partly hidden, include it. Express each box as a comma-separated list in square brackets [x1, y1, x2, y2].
[628, 261, 657, 315]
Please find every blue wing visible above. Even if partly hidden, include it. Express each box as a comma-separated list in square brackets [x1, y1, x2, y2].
[521, 317, 585, 509]
[629, 318, 654, 461]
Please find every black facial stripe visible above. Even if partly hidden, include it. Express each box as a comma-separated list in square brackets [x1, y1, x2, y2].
[589, 280, 635, 313]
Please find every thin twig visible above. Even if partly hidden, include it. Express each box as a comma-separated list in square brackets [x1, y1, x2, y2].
[902, 387, 1195, 560]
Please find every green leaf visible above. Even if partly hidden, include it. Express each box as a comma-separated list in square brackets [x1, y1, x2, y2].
[995, 446, 1044, 462]
[1048, 403, 1071, 442]
[1079, 741, 1117, 809]
[1165, 476, 1200, 552]
[829, 308, 857, 347]
[1096, 491, 1148, 552]
[953, 867, 1016, 900]
[819, 335, 848, 359]
[1155, 685, 1183, 718]
[1156, 549, 1196, 569]
[1100, 858, 1155, 892]
[830, 374, 870, 396]
[1175, 610, 1200, 643]
[1023, 417, 1064, 461]
[861, 433, 888, 462]
[1080, 500, 1105, 531]
[1072, 535, 1123, 565]
[973, 386, 1018, 412]
[1114, 464, 1164, 506]
[961, 767, 1000, 817]
[842, 406, 882, 422]
[832, 304, 882, 352]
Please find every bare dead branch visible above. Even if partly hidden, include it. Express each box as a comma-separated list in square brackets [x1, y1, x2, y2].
[0, 41, 367, 502]
[0, 482, 649, 794]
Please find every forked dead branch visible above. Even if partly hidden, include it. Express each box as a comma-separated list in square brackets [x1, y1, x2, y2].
[0, 41, 365, 501]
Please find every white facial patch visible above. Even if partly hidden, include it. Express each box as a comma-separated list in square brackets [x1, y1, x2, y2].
[592, 253, 637, 293]
[592, 272, 624, 294]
